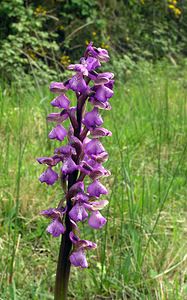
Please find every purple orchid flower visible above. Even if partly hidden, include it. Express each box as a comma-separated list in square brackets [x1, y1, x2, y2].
[39, 167, 58, 185]
[40, 208, 66, 237]
[37, 42, 114, 299]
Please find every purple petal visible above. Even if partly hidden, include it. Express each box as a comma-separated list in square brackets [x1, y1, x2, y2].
[70, 250, 88, 268]
[46, 219, 65, 237]
[51, 94, 70, 109]
[69, 203, 88, 222]
[48, 125, 67, 141]
[94, 85, 114, 102]
[69, 73, 87, 93]
[89, 97, 112, 110]
[82, 107, 103, 129]
[84, 200, 109, 211]
[85, 57, 101, 71]
[88, 211, 107, 229]
[40, 207, 65, 219]
[68, 182, 84, 198]
[69, 231, 80, 244]
[37, 156, 61, 166]
[39, 167, 58, 185]
[94, 73, 114, 85]
[84, 42, 110, 62]
[69, 232, 97, 249]
[105, 79, 115, 90]
[90, 127, 112, 138]
[67, 64, 88, 76]
[84, 139, 106, 156]
[87, 180, 108, 197]
[90, 166, 111, 180]
[54, 145, 76, 156]
[91, 152, 109, 163]
[50, 82, 68, 93]
[72, 192, 89, 203]
[47, 112, 69, 123]
[61, 157, 78, 175]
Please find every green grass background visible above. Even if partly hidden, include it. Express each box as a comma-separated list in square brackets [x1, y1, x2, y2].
[0, 62, 187, 299]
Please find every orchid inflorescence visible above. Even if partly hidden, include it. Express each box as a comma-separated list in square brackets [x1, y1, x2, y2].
[37, 42, 114, 268]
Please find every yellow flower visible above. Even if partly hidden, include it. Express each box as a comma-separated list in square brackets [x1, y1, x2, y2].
[85, 40, 89, 46]
[140, 0, 145, 4]
[174, 8, 181, 15]
[92, 32, 97, 37]
[60, 55, 71, 66]
[101, 42, 109, 49]
[35, 5, 47, 16]
[168, 4, 175, 9]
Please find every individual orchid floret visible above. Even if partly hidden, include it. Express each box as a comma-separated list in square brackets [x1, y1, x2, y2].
[48, 124, 67, 141]
[51, 94, 70, 109]
[69, 202, 88, 222]
[61, 157, 78, 175]
[90, 127, 112, 138]
[89, 97, 112, 110]
[84, 200, 109, 211]
[40, 207, 66, 237]
[50, 82, 68, 93]
[90, 72, 114, 85]
[87, 179, 108, 197]
[84, 42, 110, 62]
[80, 56, 101, 71]
[69, 232, 97, 268]
[82, 107, 103, 129]
[39, 167, 58, 185]
[93, 84, 114, 103]
[67, 64, 88, 76]
[68, 73, 87, 93]
[54, 145, 76, 156]
[69, 249, 88, 268]
[88, 211, 107, 229]
[37, 156, 61, 166]
[47, 112, 69, 123]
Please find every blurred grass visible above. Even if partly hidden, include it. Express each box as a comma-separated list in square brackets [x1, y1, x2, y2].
[0, 62, 187, 300]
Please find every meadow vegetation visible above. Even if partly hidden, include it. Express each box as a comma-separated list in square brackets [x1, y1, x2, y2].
[0, 61, 187, 299]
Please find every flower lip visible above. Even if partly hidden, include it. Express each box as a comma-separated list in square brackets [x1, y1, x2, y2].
[39, 167, 58, 185]
[70, 249, 88, 268]
[48, 124, 67, 141]
[51, 94, 70, 109]
[69, 73, 87, 93]
[88, 211, 107, 229]
[82, 107, 103, 129]
[61, 157, 78, 175]
[87, 180, 108, 197]
[69, 202, 88, 222]
[47, 219, 65, 237]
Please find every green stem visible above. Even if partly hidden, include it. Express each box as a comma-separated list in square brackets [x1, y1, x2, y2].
[54, 216, 72, 300]
[54, 172, 77, 300]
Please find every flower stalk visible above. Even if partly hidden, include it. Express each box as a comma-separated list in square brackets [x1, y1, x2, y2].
[37, 42, 114, 299]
